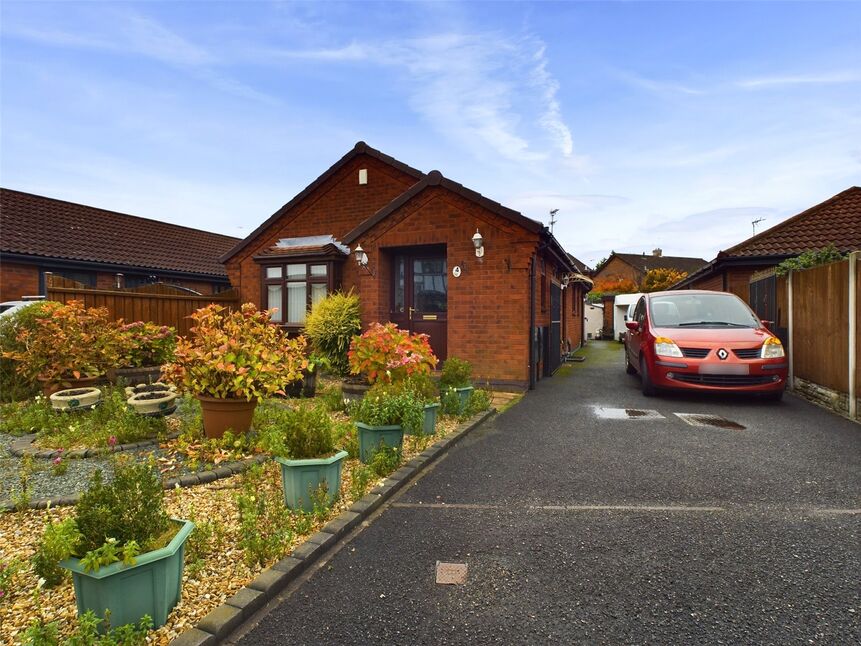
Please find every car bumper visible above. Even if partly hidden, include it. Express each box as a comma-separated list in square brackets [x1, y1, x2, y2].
[650, 359, 788, 392]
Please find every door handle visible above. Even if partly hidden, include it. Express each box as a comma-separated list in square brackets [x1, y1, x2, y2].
[409, 307, 416, 320]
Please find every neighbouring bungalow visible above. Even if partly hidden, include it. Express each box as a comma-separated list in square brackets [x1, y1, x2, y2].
[592, 249, 708, 287]
[221, 142, 591, 390]
[672, 186, 861, 342]
[0, 188, 239, 300]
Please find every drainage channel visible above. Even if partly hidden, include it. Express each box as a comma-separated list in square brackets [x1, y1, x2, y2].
[592, 406, 665, 420]
[675, 413, 746, 430]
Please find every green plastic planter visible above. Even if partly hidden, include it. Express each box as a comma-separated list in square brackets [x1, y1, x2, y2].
[275, 450, 349, 512]
[455, 386, 474, 413]
[418, 403, 440, 435]
[355, 422, 404, 463]
[60, 518, 194, 629]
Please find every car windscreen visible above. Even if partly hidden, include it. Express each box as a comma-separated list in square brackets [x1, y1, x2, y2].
[648, 294, 760, 328]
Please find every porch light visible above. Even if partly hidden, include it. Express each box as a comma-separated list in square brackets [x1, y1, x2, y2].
[472, 229, 484, 258]
[354, 244, 368, 267]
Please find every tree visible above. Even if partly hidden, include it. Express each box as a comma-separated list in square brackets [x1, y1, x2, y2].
[590, 277, 639, 302]
[640, 268, 688, 292]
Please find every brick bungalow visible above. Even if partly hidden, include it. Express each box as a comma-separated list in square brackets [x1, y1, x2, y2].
[0, 188, 238, 300]
[221, 142, 589, 390]
[671, 185, 861, 344]
[592, 250, 707, 287]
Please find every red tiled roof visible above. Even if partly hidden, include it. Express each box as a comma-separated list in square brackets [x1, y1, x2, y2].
[0, 188, 239, 277]
[721, 186, 861, 258]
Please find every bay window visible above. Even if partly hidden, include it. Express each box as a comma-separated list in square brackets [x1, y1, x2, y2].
[263, 262, 332, 326]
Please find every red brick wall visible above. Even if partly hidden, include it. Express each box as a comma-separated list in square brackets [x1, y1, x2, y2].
[684, 272, 724, 292]
[593, 256, 642, 286]
[347, 187, 540, 387]
[0, 262, 39, 301]
[224, 154, 419, 304]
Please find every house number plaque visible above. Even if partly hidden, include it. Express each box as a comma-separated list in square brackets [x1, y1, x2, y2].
[452, 266, 462, 277]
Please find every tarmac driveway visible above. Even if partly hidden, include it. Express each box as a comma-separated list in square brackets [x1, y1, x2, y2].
[234, 341, 860, 645]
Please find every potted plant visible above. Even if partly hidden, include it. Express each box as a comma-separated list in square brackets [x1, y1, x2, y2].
[111, 322, 176, 385]
[397, 374, 440, 435]
[259, 401, 348, 512]
[348, 322, 438, 386]
[3, 300, 120, 395]
[350, 386, 424, 462]
[126, 390, 178, 416]
[162, 303, 305, 439]
[49, 386, 102, 411]
[39, 459, 194, 629]
[440, 357, 474, 414]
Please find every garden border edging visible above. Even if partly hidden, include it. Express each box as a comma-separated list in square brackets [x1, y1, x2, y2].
[169, 408, 497, 646]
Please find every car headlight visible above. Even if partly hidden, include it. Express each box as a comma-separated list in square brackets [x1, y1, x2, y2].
[654, 336, 683, 358]
[761, 337, 785, 359]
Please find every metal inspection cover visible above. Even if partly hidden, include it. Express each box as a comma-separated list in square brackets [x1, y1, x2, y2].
[593, 407, 665, 420]
[675, 413, 746, 430]
[436, 561, 468, 585]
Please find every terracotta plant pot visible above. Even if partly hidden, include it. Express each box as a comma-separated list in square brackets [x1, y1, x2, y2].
[39, 375, 102, 397]
[50, 387, 102, 411]
[127, 391, 178, 416]
[197, 396, 257, 439]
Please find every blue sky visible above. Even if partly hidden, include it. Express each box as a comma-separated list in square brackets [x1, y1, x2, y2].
[2, 1, 859, 266]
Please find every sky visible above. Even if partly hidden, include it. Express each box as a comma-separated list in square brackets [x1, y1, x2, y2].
[1, 1, 859, 267]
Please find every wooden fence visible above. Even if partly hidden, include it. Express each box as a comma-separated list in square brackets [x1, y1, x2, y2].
[46, 275, 240, 337]
[767, 253, 860, 419]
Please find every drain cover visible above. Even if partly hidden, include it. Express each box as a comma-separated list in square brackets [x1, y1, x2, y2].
[593, 407, 664, 420]
[675, 413, 745, 430]
[436, 561, 468, 585]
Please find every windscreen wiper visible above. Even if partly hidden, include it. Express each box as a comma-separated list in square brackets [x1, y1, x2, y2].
[678, 321, 749, 327]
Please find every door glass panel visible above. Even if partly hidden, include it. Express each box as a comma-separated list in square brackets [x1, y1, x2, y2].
[267, 285, 283, 322]
[286, 264, 306, 280]
[310, 283, 327, 309]
[310, 264, 327, 277]
[393, 256, 406, 313]
[287, 283, 307, 324]
[413, 258, 447, 312]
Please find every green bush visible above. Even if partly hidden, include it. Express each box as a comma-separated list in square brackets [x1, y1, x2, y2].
[74, 459, 169, 554]
[397, 373, 438, 403]
[256, 401, 336, 459]
[303, 291, 361, 377]
[0, 302, 51, 403]
[235, 465, 293, 567]
[439, 357, 472, 389]
[350, 385, 424, 432]
[24, 611, 151, 646]
[464, 388, 492, 417]
[32, 518, 82, 587]
[440, 387, 462, 416]
[775, 244, 846, 276]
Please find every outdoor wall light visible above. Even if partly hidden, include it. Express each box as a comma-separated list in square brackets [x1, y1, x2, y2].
[354, 244, 375, 276]
[472, 229, 485, 258]
[561, 274, 571, 289]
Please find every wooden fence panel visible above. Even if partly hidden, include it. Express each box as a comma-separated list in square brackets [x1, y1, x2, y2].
[856, 259, 861, 401]
[46, 277, 239, 337]
[792, 260, 849, 392]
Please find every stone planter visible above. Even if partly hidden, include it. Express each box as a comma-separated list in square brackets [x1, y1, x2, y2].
[109, 365, 163, 386]
[39, 375, 102, 397]
[124, 382, 176, 398]
[355, 422, 404, 463]
[197, 396, 257, 439]
[275, 450, 348, 512]
[341, 379, 371, 402]
[127, 391, 178, 416]
[60, 519, 194, 629]
[49, 387, 102, 412]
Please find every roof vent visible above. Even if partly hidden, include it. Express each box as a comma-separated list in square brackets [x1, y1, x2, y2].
[652, 248, 662, 257]
[358, 169, 368, 185]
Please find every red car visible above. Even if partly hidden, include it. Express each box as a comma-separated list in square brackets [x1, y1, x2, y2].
[624, 290, 787, 400]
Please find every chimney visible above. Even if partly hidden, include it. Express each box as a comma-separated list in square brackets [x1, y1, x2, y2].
[652, 248, 662, 257]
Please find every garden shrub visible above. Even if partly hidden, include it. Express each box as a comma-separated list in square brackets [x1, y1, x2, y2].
[318, 383, 347, 412]
[439, 357, 472, 389]
[255, 400, 336, 459]
[775, 243, 846, 275]
[235, 465, 293, 567]
[440, 387, 462, 416]
[303, 291, 361, 377]
[116, 322, 176, 368]
[368, 443, 401, 477]
[464, 388, 493, 417]
[350, 385, 424, 432]
[74, 459, 169, 554]
[348, 322, 437, 384]
[32, 518, 82, 587]
[24, 611, 151, 646]
[0, 302, 50, 402]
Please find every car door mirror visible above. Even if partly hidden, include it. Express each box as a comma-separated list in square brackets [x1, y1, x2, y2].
[761, 319, 773, 329]
[625, 320, 639, 332]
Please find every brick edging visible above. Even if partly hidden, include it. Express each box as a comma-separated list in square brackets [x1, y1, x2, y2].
[169, 408, 497, 646]
[7, 431, 182, 460]
[0, 454, 269, 513]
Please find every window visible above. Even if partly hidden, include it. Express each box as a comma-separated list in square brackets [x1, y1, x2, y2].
[263, 262, 330, 325]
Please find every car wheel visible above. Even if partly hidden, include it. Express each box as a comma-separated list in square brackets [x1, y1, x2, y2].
[640, 356, 657, 397]
[625, 350, 636, 375]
